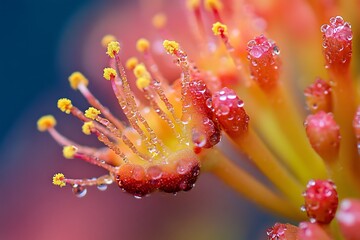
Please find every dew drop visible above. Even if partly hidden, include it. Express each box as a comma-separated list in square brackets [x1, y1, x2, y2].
[72, 184, 87, 198]
[206, 98, 213, 108]
[272, 45, 280, 55]
[300, 205, 306, 212]
[147, 166, 163, 180]
[97, 184, 108, 191]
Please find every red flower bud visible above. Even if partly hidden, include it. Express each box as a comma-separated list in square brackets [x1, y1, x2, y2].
[336, 199, 360, 240]
[304, 78, 332, 114]
[302, 179, 338, 224]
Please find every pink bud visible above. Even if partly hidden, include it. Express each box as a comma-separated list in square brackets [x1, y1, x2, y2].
[266, 223, 299, 240]
[247, 35, 281, 90]
[321, 16, 352, 72]
[305, 111, 340, 163]
[336, 199, 360, 240]
[304, 78, 332, 114]
[303, 179, 338, 224]
[298, 222, 331, 240]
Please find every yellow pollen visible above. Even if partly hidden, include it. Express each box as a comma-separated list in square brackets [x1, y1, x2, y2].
[103, 67, 117, 80]
[68, 72, 89, 90]
[136, 77, 151, 90]
[101, 35, 117, 48]
[57, 98, 73, 114]
[106, 41, 120, 58]
[126, 57, 139, 70]
[52, 173, 66, 187]
[152, 13, 167, 29]
[163, 40, 179, 55]
[204, 0, 223, 11]
[212, 22, 228, 36]
[133, 64, 150, 79]
[186, 0, 201, 10]
[85, 107, 101, 120]
[82, 121, 94, 135]
[37, 115, 57, 132]
[136, 38, 150, 53]
[63, 145, 78, 159]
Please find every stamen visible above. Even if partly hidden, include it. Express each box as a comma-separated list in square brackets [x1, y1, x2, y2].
[68, 72, 89, 90]
[69, 71, 125, 130]
[57, 98, 73, 114]
[53, 173, 66, 187]
[152, 13, 167, 30]
[204, 0, 223, 22]
[106, 41, 120, 58]
[212, 22, 249, 85]
[137, 81, 184, 144]
[136, 39, 168, 86]
[108, 46, 167, 158]
[37, 115, 56, 132]
[125, 57, 139, 70]
[163, 40, 192, 121]
[63, 145, 78, 159]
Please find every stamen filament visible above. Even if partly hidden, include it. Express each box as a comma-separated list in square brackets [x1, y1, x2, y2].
[207, 148, 304, 220]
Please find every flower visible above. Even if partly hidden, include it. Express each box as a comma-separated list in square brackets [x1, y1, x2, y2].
[38, 0, 360, 238]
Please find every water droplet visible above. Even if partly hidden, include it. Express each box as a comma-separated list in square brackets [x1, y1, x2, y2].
[97, 184, 108, 191]
[206, 98, 213, 108]
[72, 184, 87, 198]
[147, 166, 163, 180]
[309, 218, 316, 223]
[321, 24, 330, 33]
[134, 195, 142, 199]
[300, 205, 306, 212]
[272, 45, 280, 55]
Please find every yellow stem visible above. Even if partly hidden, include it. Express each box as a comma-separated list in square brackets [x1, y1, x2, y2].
[235, 84, 324, 184]
[205, 148, 304, 220]
[268, 84, 328, 179]
[230, 128, 304, 206]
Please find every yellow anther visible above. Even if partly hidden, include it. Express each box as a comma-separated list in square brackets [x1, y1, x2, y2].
[186, 0, 201, 10]
[163, 40, 179, 55]
[101, 35, 117, 48]
[152, 13, 167, 29]
[204, 0, 223, 11]
[126, 57, 139, 70]
[212, 22, 228, 36]
[106, 41, 120, 58]
[57, 98, 73, 114]
[136, 38, 150, 53]
[52, 173, 66, 187]
[133, 64, 150, 79]
[63, 145, 78, 159]
[85, 107, 101, 120]
[68, 72, 89, 90]
[136, 77, 151, 90]
[82, 121, 94, 135]
[37, 115, 57, 132]
[103, 67, 117, 80]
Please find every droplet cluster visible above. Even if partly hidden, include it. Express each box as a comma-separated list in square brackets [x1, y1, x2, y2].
[247, 35, 280, 90]
[116, 150, 200, 198]
[211, 87, 249, 137]
[321, 16, 352, 70]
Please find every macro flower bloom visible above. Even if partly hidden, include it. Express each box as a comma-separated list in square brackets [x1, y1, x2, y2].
[38, 0, 360, 238]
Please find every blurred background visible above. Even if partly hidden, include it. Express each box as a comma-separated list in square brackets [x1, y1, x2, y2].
[0, 0, 280, 239]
